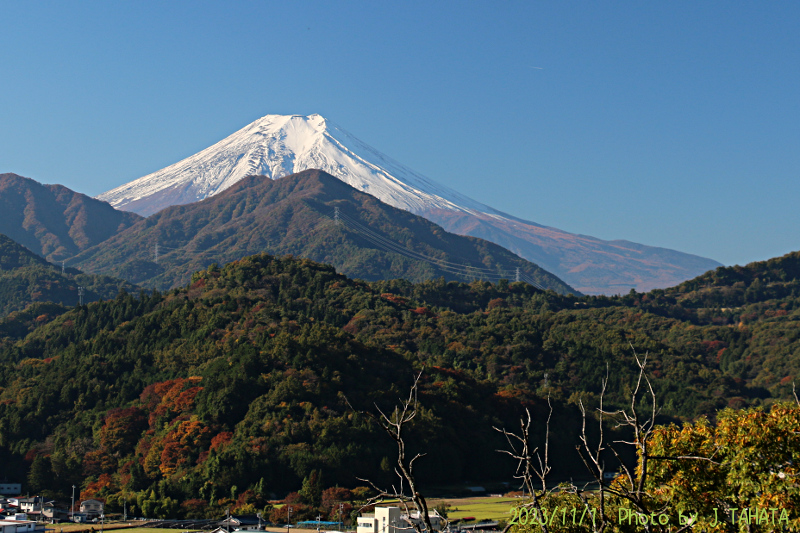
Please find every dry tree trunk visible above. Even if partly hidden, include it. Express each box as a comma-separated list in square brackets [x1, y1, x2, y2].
[344, 371, 440, 533]
[494, 399, 553, 533]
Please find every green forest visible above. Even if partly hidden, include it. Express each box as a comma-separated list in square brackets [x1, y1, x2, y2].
[0, 246, 799, 529]
[0, 234, 138, 316]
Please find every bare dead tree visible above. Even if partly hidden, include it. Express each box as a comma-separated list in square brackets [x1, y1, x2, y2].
[574, 364, 611, 533]
[344, 371, 440, 533]
[494, 398, 553, 533]
[575, 348, 701, 533]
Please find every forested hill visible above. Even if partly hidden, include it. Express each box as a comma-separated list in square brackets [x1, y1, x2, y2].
[0, 233, 138, 317]
[1, 250, 799, 519]
[0, 253, 558, 518]
[72, 170, 575, 294]
[662, 249, 800, 307]
[0, 173, 142, 262]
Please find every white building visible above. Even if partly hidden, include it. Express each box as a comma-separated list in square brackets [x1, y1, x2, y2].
[0, 519, 45, 533]
[357, 506, 444, 533]
[79, 499, 104, 519]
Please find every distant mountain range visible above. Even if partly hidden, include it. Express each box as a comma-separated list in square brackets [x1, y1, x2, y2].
[75, 170, 575, 293]
[97, 114, 722, 294]
[0, 173, 142, 262]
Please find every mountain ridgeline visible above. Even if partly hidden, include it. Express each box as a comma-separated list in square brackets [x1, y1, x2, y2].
[0, 173, 143, 262]
[74, 170, 576, 293]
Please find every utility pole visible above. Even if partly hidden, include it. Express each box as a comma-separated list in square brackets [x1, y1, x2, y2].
[287, 506, 292, 533]
[71, 485, 75, 522]
[78, 286, 84, 306]
[339, 503, 343, 532]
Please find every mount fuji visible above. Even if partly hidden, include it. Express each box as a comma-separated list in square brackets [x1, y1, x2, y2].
[98, 114, 721, 294]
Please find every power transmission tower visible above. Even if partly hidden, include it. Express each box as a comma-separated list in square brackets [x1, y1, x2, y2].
[78, 286, 84, 306]
[62, 260, 65, 275]
[515, 267, 520, 283]
[334, 206, 340, 225]
[154, 241, 159, 263]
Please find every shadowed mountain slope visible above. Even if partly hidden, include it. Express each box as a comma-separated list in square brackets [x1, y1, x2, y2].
[0, 173, 143, 262]
[77, 170, 576, 294]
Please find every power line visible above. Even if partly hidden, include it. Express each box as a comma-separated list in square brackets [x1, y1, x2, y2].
[337, 211, 505, 275]
[330, 209, 545, 289]
[97, 210, 546, 290]
[336, 212, 518, 281]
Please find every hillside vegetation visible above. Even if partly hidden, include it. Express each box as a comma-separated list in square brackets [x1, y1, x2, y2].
[72, 170, 575, 294]
[0, 249, 798, 523]
[0, 234, 138, 316]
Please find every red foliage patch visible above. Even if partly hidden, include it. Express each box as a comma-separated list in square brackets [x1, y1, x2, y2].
[380, 293, 408, 305]
[210, 431, 233, 451]
[140, 377, 203, 426]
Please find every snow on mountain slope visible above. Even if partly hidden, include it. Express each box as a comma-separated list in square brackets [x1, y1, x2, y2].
[98, 114, 500, 218]
[97, 113, 722, 294]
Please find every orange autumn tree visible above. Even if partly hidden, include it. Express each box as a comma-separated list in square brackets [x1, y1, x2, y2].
[137, 377, 208, 478]
[100, 407, 148, 456]
[647, 402, 800, 531]
[159, 416, 211, 476]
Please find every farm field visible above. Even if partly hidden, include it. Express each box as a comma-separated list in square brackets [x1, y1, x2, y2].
[46, 528, 176, 533]
[427, 496, 519, 523]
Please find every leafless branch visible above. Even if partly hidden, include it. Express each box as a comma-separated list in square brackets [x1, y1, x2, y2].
[345, 371, 440, 533]
[575, 364, 610, 532]
[494, 397, 553, 533]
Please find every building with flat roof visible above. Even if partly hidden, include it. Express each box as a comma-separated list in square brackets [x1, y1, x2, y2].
[0, 519, 45, 533]
[357, 506, 444, 533]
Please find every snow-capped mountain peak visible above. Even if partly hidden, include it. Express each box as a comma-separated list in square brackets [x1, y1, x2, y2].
[97, 113, 497, 217]
[97, 113, 722, 295]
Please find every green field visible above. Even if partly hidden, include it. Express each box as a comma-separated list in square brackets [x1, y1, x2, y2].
[428, 496, 519, 523]
[47, 529, 178, 533]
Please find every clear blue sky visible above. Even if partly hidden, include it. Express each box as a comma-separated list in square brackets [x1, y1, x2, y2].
[1, 1, 798, 267]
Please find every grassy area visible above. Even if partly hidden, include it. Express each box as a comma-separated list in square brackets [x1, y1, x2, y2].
[98, 529, 186, 533]
[45, 527, 175, 533]
[44, 524, 134, 533]
[428, 496, 519, 523]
